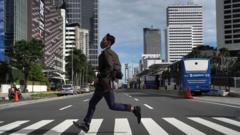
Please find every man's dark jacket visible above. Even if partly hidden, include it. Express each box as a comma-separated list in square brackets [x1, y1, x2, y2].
[96, 47, 121, 92]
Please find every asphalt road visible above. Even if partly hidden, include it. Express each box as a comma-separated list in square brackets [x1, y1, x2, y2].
[0, 89, 240, 135]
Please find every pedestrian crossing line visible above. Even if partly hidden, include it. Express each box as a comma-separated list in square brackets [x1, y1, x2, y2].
[141, 118, 169, 135]
[114, 118, 132, 135]
[44, 119, 78, 135]
[213, 117, 240, 127]
[80, 119, 103, 135]
[0, 120, 29, 134]
[10, 120, 54, 135]
[188, 117, 240, 135]
[163, 118, 206, 135]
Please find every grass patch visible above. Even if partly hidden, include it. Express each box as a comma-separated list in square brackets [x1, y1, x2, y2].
[30, 92, 59, 98]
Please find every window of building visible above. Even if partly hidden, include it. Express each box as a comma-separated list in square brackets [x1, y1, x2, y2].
[225, 40, 232, 44]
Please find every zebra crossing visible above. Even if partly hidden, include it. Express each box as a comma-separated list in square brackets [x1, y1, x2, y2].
[0, 117, 239, 135]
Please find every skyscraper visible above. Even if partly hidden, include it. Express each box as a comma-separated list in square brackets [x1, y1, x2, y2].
[166, 5, 203, 63]
[63, 0, 98, 69]
[0, 0, 4, 61]
[141, 27, 162, 71]
[143, 27, 161, 54]
[216, 0, 240, 56]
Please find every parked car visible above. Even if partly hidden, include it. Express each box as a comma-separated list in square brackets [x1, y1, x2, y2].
[59, 84, 76, 95]
[81, 86, 90, 93]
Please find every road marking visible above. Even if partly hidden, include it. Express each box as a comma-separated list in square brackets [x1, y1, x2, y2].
[83, 99, 90, 102]
[144, 104, 154, 110]
[213, 117, 240, 127]
[142, 118, 169, 135]
[0, 121, 3, 124]
[80, 119, 103, 135]
[128, 95, 132, 98]
[44, 119, 77, 135]
[134, 98, 139, 101]
[114, 118, 132, 135]
[192, 100, 240, 109]
[0, 120, 29, 134]
[59, 105, 72, 111]
[163, 118, 206, 135]
[189, 117, 240, 135]
[11, 120, 53, 135]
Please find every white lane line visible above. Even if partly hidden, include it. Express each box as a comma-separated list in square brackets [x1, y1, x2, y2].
[114, 118, 132, 135]
[189, 117, 240, 135]
[0, 121, 29, 134]
[44, 119, 78, 135]
[59, 105, 72, 111]
[163, 118, 206, 135]
[144, 104, 154, 110]
[128, 95, 132, 98]
[11, 120, 53, 135]
[192, 100, 240, 109]
[0, 121, 3, 124]
[80, 119, 103, 135]
[142, 118, 169, 135]
[213, 117, 240, 127]
[134, 98, 139, 101]
[83, 99, 90, 102]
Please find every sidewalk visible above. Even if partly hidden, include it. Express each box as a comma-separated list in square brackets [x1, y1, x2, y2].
[0, 92, 93, 110]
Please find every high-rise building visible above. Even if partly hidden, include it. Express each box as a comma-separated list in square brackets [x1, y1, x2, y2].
[140, 27, 162, 71]
[167, 5, 203, 63]
[62, 0, 98, 69]
[78, 28, 89, 57]
[81, 0, 98, 68]
[0, 0, 4, 61]
[216, 0, 240, 56]
[44, 0, 64, 74]
[65, 23, 80, 57]
[143, 27, 161, 54]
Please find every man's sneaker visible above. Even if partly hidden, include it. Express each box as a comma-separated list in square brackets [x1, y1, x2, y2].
[133, 106, 141, 124]
[73, 121, 89, 133]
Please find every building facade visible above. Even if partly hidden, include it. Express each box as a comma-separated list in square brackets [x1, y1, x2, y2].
[0, 0, 4, 61]
[79, 28, 89, 57]
[167, 5, 203, 63]
[216, 0, 240, 56]
[143, 27, 161, 54]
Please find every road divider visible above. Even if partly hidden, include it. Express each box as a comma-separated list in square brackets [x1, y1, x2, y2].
[59, 105, 72, 111]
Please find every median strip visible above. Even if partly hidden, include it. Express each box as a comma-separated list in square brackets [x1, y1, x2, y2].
[59, 105, 72, 111]
[144, 104, 154, 110]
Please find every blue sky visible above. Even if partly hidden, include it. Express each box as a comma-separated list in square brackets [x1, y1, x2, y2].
[99, 0, 216, 67]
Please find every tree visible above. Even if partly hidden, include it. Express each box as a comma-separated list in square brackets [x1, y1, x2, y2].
[66, 49, 87, 86]
[11, 39, 44, 92]
[30, 64, 46, 82]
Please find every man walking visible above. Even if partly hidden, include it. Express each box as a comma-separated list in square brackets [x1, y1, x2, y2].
[73, 33, 141, 133]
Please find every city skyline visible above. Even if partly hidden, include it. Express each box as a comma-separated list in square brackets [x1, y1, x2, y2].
[99, 0, 216, 66]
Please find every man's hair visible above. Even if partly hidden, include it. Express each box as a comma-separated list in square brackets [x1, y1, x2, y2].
[106, 33, 115, 45]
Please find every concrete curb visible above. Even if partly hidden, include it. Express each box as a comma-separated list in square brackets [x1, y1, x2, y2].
[0, 92, 93, 110]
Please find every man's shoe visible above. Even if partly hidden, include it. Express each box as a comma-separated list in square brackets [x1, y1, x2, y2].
[133, 106, 141, 124]
[73, 121, 89, 133]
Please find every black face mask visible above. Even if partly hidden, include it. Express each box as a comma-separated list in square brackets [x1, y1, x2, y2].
[100, 41, 105, 49]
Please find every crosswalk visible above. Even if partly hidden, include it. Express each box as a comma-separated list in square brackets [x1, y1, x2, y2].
[0, 117, 239, 135]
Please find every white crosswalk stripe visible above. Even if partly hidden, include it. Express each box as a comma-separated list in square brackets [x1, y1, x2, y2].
[114, 118, 132, 135]
[142, 118, 169, 135]
[10, 120, 53, 135]
[0, 117, 239, 134]
[44, 119, 78, 135]
[163, 117, 206, 135]
[189, 117, 240, 135]
[80, 119, 103, 135]
[213, 117, 240, 127]
[0, 120, 29, 134]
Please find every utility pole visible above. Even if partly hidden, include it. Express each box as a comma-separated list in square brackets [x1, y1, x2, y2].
[125, 64, 128, 84]
[71, 49, 73, 85]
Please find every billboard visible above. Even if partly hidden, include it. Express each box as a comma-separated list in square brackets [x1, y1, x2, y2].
[0, 0, 4, 61]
